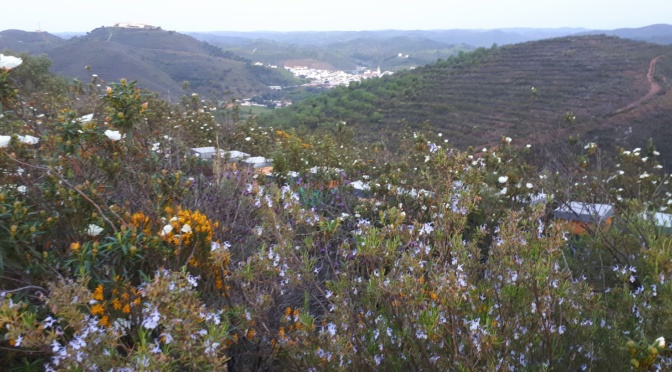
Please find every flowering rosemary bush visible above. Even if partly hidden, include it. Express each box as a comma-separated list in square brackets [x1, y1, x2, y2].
[1, 53, 672, 371]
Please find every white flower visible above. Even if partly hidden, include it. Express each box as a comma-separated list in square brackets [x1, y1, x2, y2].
[17, 185, 27, 194]
[0, 135, 11, 148]
[181, 224, 192, 234]
[498, 176, 508, 184]
[640, 172, 650, 179]
[161, 332, 173, 344]
[500, 187, 508, 195]
[187, 274, 199, 287]
[79, 114, 94, 123]
[104, 130, 122, 141]
[0, 54, 23, 70]
[655, 336, 666, 348]
[327, 323, 337, 336]
[642, 157, 648, 163]
[86, 224, 103, 237]
[150, 342, 162, 354]
[654, 151, 660, 156]
[142, 307, 161, 330]
[17, 135, 39, 144]
[526, 183, 533, 189]
[204, 340, 220, 356]
[505, 137, 512, 143]
[245, 137, 251, 141]
[419, 222, 434, 235]
[374, 354, 384, 365]
[160, 224, 173, 236]
[526, 144, 531, 148]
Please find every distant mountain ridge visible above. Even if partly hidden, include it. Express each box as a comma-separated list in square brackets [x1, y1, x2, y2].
[0, 27, 300, 99]
[187, 29, 587, 71]
[187, 25, 672, 73]
[188, 28, 589, 48]
[581, 24, 672, 45]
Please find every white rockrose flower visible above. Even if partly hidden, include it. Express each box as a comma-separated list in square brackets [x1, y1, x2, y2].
[86, 224, 104, 237]
[18, 135, 39, 145]
[160, 224, 173, 236]
[104, 130, 122, 141]
[0, 54, 23, 70]
[0, 135, 11, 148]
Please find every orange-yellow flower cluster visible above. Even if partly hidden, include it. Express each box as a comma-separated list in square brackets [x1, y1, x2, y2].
[160, 206, 215, 248]
[130, 212, 151, 235]
[89, 280, 141, 327]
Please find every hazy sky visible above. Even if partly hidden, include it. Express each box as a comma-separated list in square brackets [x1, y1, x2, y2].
[4, 0, 671, 33]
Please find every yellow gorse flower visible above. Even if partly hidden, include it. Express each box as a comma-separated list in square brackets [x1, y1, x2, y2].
[93, 284, 104, 301]
[91, 304, 105, 316]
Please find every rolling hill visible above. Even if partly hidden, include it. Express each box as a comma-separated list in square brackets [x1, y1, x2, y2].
[258, 35, 672, 162]
[0, 29, 64, 54]
[582, 24, 672, 45]
[0, 27, 301, 99]
[188, 28, 589, 71]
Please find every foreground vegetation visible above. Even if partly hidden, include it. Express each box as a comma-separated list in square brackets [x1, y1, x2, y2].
[2, 52, 672, 371]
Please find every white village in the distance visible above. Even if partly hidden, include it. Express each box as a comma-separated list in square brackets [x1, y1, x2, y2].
[243, 64, 393, 109]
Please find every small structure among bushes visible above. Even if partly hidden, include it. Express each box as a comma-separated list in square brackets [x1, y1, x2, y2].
[552, 201, 615, 234]
[241, 156, 274, 175]
[190, 146, 217, 160]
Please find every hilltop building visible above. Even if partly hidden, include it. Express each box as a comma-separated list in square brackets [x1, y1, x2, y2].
[113, 22, 159, 30]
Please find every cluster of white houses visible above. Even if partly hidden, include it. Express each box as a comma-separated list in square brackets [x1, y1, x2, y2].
[190, 146, 672, 236]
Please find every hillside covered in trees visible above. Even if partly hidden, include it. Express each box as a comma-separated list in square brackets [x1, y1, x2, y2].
[3, 41, 672, 371]
[0, 27, 300, 99]
[259, 35, 672, 163]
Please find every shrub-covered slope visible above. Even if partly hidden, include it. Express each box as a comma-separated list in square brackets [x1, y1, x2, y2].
[4, 51, 672, 371]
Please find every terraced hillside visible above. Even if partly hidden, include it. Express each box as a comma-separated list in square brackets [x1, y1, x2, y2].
[1, 27, 301, 99]
[259, 35, 672, 158]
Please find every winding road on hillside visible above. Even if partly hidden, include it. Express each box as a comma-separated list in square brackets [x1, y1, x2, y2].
[615, 55, 663, 113]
